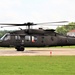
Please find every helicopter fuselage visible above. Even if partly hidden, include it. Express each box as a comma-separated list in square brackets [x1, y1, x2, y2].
[0, 29, 75, 51]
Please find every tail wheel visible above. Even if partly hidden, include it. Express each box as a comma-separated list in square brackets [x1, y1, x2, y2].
[15, 46, 24, 51]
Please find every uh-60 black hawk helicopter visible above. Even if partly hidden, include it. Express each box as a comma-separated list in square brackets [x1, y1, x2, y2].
[0, 21, 75, 51]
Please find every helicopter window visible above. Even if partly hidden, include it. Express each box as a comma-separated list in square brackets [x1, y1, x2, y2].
[4, 34, 10, 41]
[32, 36, 37, 42]
[34, 36, 37, 41]
[25, 36, 30, 41]
[0, 33, 10, 41]
[4, 35, 10, 41]
[15, 36, 20, 40]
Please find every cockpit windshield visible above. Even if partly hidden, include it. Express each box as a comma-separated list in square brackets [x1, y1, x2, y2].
[0, 33, 10, 41]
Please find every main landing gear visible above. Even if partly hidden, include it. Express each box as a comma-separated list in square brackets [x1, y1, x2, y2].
[15, 46, 24, 51]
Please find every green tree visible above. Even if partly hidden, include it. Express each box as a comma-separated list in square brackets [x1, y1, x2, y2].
[56, 22, 75, 35]
[0, 30, 9, 38]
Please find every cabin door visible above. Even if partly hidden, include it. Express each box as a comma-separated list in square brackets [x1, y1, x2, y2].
[15, 35, 25, 46]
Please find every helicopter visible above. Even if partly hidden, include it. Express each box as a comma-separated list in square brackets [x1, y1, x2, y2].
[0, 21, 75, 51]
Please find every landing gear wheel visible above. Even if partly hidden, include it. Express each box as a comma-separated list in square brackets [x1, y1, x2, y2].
[15, 46, 24, 51]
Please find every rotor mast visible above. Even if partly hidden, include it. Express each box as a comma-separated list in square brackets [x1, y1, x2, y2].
[25, 22, 36, 30]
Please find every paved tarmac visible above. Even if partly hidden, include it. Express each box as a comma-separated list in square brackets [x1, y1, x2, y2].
[0, 48, 75, 56]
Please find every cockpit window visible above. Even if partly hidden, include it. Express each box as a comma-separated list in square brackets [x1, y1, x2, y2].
[4, 35, 10, 41]
[0, 33, 10, 41]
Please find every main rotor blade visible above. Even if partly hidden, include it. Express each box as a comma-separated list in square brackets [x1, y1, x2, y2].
[0, 21, 68, 27]
[0, 22, 36, 26]
[0, 25, 17, 28]
[37, 21, 69, 25]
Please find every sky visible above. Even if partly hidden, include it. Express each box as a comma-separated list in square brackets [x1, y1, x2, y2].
[0, 0, 75, 30]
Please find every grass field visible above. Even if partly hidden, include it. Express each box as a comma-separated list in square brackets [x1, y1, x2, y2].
[0, 56, 75, 75]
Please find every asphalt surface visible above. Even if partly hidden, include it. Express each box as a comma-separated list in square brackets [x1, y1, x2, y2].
[0, 48, 75, 56]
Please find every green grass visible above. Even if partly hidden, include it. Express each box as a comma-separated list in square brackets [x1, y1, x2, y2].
[0, 56, 75, 75]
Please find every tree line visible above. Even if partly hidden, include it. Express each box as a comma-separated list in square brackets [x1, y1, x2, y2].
[0, 30, 9, 38]
[56, 22, 75, 35]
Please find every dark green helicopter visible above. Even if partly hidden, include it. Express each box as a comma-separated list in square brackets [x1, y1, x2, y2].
[0, 21, 75, 51]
